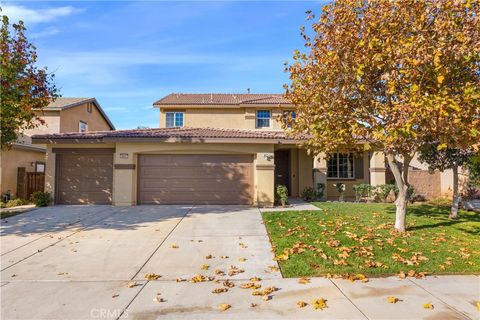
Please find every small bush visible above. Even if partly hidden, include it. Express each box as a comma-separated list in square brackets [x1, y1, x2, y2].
[375, 184, 399, 202]
[316, 183, 325, 200]
[5, 198, 27, 208]
[301, 187, 316, 202]
[463, 187, 480, 200]
[428, 197, 452, 206]
[275, 185, 289, 206]
[31, 191, 51, 207]
[0, 201, 5, 209]
[353, 184, 374, 202]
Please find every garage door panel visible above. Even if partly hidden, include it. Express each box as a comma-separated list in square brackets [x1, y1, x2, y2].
[138, 154, 253, 205]
[56, 153, 113, 205]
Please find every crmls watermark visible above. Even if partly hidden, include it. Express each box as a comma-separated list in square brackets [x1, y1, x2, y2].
[90, 308, 128, 319]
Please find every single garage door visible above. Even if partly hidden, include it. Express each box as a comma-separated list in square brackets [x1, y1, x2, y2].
[138, 154, 254, 205]
[55, 150, 113, 204]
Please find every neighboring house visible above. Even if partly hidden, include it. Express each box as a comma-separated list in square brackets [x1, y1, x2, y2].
[31, 93, 453, 206]
[0, 98, 115, 199]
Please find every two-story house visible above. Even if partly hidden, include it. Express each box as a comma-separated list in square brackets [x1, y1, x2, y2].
[31, 93, 454, 206]
[0, 97, 115, 199]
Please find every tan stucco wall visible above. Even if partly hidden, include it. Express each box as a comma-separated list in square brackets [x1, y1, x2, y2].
[0, 147, 46, 198]
[23, 111, 61, 137]
[46, 142, 276, 207]
[159, 106, 288, 130]
[60, 103, 112, 132]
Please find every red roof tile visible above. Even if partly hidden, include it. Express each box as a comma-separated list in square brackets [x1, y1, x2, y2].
[31, 127, 305, 143]
[153, 93, 291, 106]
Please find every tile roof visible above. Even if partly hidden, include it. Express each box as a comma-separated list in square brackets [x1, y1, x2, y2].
[45, 97, 94, 109]
[153, 93, 291, 106]
[31, 127, 305, 143]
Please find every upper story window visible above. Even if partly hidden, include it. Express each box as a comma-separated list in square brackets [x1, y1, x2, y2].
[256, 110, 271, 128]
[327, 152, 354, 179]
[166, 112, 184, 128]
[79, 121, 88, 132]
[283, 110, 297, 127]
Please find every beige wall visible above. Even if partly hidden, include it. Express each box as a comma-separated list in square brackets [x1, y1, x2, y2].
[159, 106, 290, 130]
[46, 142, 276, 207]
[60, 103, 112, 132]
[0, 147, 46, 198]
[23, 111, 61, 138]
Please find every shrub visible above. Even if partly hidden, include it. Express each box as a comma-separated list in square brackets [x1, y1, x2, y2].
[0, 201, 6, 208]
[5, 198, 27, 208]
[463, 187, 480, 200]
[31, 191, 51, 207]
[316, 183, 325, 200]
[375, 184, 399, 202]
[407, 185, 416, 202]
[301, 187, 316, 202]
[334, 183, 345, 201]
[275, 185, 289, 206]
[353, 184, 374, 202]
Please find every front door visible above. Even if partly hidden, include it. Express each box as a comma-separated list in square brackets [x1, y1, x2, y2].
[274, 150, 290, 195]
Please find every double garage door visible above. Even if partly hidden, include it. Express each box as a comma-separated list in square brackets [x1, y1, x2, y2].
[56, 152, 254, 205]
[137, 154, 254, 205]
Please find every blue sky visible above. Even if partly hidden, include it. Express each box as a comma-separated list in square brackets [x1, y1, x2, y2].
[3, 1, 322, 129]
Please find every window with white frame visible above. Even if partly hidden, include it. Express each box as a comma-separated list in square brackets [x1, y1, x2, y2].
[79, 121, 88, 132]
[256, 110, 270, 128]
[327, 153, 355, 179]
[165, 112, 184, 127]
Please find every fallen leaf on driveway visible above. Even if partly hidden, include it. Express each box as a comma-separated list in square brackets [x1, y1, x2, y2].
[239, 257, 247, 262]
[153, 293, 164, 303]
[407, 270, 416, 277]
[176, 277, 186, 282]
[215, 269, 225, 276]
[190, 274, 207, 283]
[298, 277, 310, 284]
[397, 271, 406, 279]
[252, 286, 278, 296]
[250, 303, 258, 308]
[267, 265, 279, 272]
[171, 244, 179, 249]
[201, 264, 210, 270]
[212, 288, 228, 294]
[423, 303, 434, 309]
[223, 280, 235, 288]
[218, 303, 231, 311]
[205, 254, 213, 259]
[262, 295, 270, 301]
[386, 296, 399, 303]
[312, 298, 328, 310]
[127, 281, 137, 288]
[220, 255, 229, 259]
[145, 273, 161, 280]
[240, 282, 261, 289]
[476, 301, 480, 311]
[250, 277, 261, 281]
[112, 294, 119, 298]
[297, 301, 307, 308]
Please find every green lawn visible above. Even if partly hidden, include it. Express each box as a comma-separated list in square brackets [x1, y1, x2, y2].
[262, 202, 480, 278]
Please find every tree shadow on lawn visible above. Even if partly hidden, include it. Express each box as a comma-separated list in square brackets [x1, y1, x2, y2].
[386, 204, 480, 235]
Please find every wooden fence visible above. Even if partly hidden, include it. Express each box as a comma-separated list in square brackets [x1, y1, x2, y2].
[16, 167, 45, 200]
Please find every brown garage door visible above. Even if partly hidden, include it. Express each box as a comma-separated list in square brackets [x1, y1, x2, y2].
[55, 150, 113, 204]
[138, 154, 254, 205]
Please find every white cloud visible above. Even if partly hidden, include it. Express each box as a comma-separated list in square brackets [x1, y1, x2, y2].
[2, 4, 79, 24]
[31, 27, 59, 39]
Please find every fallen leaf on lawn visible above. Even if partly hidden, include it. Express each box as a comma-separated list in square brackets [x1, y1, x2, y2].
[297, 301, 307, 308]
[416, 272, 428, 279]
[218, 303, 231, 311]
[201, 264, 210, 270]
[386, 296, 399, 304]
[312, 298, 328, 310]
[212, 288, 228, 294]
[176, 277, 186, 282]
[423, 303, 434, 309]
[205, 254, 213, 259]
[240, 282, 261, 289]
[298, 277, 310, 284]
[112, 294, 119, 298]
[145, 273, 161, 280]
[407, 270, 416, 277]
[239, 257, 247, 262]
[250, 276, 261, 282]
[275, 254, 289, 261]
[223, 280, 235, 288]
[397, 271, 406, 279]
[127, 281, 137, 288]
[171, 244, 179, 249]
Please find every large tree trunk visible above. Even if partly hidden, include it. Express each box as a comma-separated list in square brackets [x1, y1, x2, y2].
[450, 164, 459, 219]
[386, 153, 412, 233]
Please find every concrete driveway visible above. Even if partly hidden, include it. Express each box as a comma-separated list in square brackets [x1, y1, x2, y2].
[1, 205, 478, 320]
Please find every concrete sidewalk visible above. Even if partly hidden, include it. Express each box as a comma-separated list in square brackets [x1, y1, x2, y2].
[1, 205, 479, 319]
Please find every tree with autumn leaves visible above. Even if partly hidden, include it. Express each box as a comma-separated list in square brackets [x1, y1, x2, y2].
[285, 0, 480, 232]
[0, 15, 58, 149]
